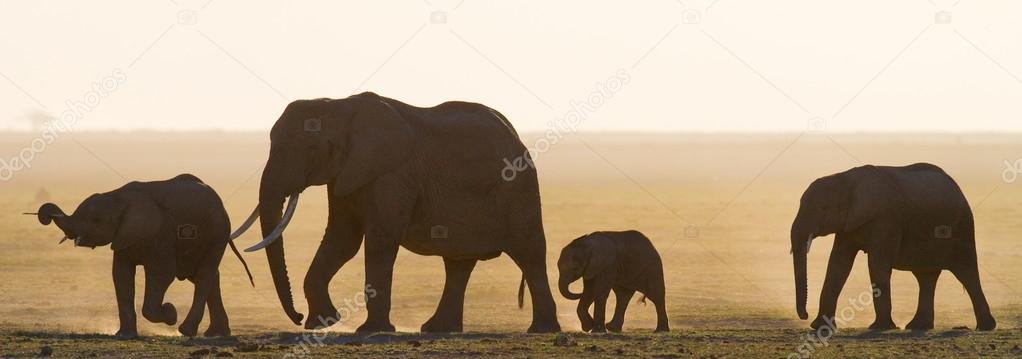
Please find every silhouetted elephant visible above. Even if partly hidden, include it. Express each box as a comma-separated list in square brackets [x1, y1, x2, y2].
[557, 231, 669, 333]
[791, 163, 995, 331]
[229, 92, 560, 333]
[32, 174, 253, 339]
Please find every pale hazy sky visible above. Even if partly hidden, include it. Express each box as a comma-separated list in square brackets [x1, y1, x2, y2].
[2, 0, 1022, 132]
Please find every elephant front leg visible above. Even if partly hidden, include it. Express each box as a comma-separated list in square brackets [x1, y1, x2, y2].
[304, 198, 364, 330]
[112, 256, 138, 339]
[905, 271, 939, 331]
[422, 258, 476, 333]
[141, 261, 177, 327]
[577, 284, 595, 332]
[357, 240, 398, 333]
[589, 280, 613, 333]
[605, 288, 634, 333]
[866, 254, 898, 330]
[811, 240, 857, 331]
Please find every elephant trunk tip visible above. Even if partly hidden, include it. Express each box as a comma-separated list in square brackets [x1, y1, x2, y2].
[798, 310, 809, 320]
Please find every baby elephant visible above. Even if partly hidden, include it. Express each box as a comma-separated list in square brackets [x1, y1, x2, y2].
[557, 230, 669, 333]
[31, 174, 252, 339]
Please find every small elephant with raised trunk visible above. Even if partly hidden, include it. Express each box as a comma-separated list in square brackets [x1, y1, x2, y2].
[557, 230, 669, 333]
[31, 174, 253, 339]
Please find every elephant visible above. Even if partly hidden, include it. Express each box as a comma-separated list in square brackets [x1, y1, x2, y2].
[791, 163, 996, 331]
[31, 174, 253, 339]
[228, 92, 560, 333]
[557, 231, 669, 333]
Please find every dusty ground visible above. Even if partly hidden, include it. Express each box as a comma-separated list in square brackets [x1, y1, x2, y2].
[0, 132, 1020, 357]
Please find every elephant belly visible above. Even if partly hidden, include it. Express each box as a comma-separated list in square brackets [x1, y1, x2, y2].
[893, 237, 955, 270]
[399, 199, 506, 260]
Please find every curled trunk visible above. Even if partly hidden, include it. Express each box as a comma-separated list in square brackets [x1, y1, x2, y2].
[559, 277, 582, 300]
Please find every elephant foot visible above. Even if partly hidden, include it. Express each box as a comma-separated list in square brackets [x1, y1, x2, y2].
[905, 317, 934, 331]
[162, 303, 178, 326]
[356, 320, 396, 333]
[605, 322, 623, 333]
[868, 319, 899, 331]
[654, 325, 670, 333]
[421, 316, 463, 333]
[590, 325, 607, 334]
[579, 315, 594, 333]
[178, 322, 199, 338]
[976, 316, 996, 331]
[114, 329, 139, 340]
[203, 323, 231, 338]
[527, 321, 561, 333]
[305, 309, 342, 330]
[810, 316, 837, 331]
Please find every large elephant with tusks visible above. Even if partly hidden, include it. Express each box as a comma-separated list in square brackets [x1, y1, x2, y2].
[231, 92, 560, 333]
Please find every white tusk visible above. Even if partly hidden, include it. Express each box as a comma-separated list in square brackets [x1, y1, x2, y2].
[59, 236, 68, 244]
[806, 236, 815, 253]
[229, 206, 260, 240]
[244, 192, 299, 252]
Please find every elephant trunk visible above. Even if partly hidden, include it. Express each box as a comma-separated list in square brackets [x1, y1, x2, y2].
[37, 203, 75, 239]
[259, 171, 304, 326]
[792, 221, 810, 320]
[558, 276, 582, 300]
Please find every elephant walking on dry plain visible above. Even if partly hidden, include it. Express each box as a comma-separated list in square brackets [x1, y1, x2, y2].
[557, 231, 669, 333]
[32, 174, 253, 339]
[791, 163, 995, 331]
[230, 92, 560, 333]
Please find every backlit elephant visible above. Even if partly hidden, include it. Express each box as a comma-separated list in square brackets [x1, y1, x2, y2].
[230, 92, 560, 333]
[33, 174, 252, 339]
[557, 231, 669, 333]
[791, 163, 995, 331]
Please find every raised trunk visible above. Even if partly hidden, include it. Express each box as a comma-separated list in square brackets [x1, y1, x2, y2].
[259, 174, 304, 325]
[792, 222, 809, 320]
[558, 276, 582, 300]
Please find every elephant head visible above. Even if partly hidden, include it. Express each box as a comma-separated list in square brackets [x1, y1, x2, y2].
[35, 191, 163, 250]
[229, 93, 414, 325]
[790, 169, 881, 320]
[557, 234, 617, 300]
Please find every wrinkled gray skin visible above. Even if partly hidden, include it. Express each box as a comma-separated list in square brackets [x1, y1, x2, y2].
[557, 231, 669, 333]
[35, 174, 251, 339]
[792, 163, 995, 332]
[253, 92, 559, 333]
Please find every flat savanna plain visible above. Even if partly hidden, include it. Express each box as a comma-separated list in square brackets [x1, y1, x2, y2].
[0, 132, 1020, 357]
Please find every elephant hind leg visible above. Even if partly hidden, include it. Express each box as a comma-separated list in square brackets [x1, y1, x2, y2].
[906, 270, 939, 331]
[507, 249, 560, 333]
[950, 265, 996, 331]
[421, 258, 476, 333]
[203, 280, 231, 337]
[605, 287, 634, 333]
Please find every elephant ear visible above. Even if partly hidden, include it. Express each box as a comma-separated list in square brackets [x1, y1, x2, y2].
[332, 96, 414, 197]
[583, 234, 617, 280]
[843, 167, 889, 232]
[112, 191, 163, 251]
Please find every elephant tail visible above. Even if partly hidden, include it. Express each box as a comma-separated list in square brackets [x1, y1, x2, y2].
[229, 239, 255, 287]
[517, 274, 526, 309]
[638, 294, 647, 305]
